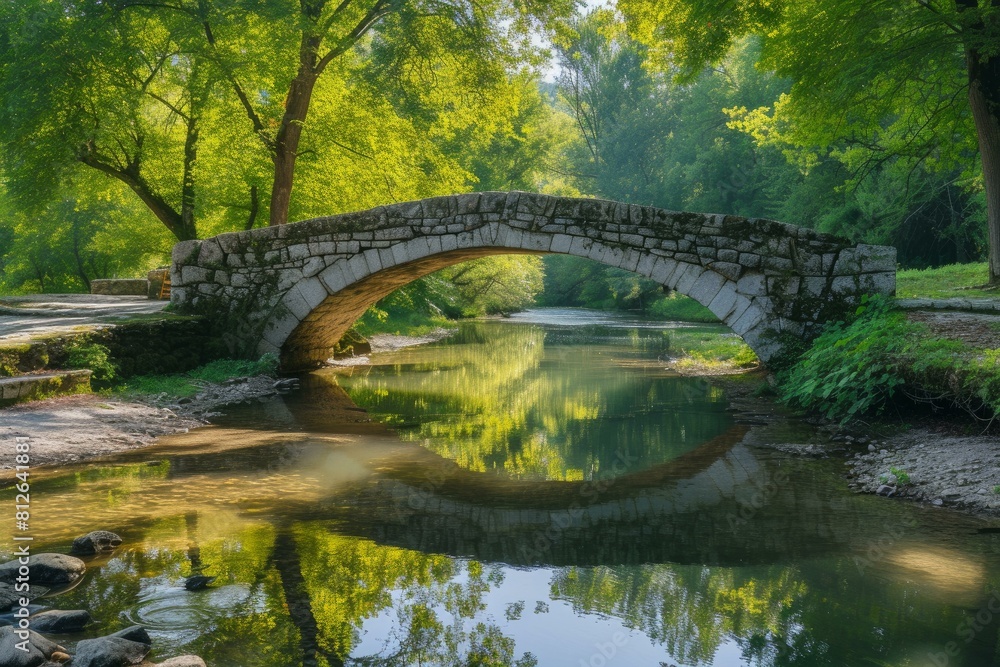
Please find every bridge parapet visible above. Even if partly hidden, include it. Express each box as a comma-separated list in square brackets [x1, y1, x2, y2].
[171, 192, 895, 369]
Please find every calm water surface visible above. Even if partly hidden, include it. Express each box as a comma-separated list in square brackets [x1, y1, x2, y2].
[4, 308, 1000, 667]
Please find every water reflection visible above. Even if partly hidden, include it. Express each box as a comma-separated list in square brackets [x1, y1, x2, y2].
[330, 320, 732, 481]
[3, 313, 1000, 666]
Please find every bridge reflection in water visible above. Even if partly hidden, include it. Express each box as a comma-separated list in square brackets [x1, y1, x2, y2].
[14, 355, 1000, 665]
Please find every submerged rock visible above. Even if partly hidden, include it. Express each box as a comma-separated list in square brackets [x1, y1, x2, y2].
[0, 554, 86, 587]
[0, 626, 66, 667]
[144, 656, 208, 667]
[27, 609, 91, 633]
[71, 531, 123, 556]
[182, 576, 215, 591]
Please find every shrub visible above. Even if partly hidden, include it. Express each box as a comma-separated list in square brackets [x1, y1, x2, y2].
[65, 341, 117, 381]
[779, 296, 912, 422]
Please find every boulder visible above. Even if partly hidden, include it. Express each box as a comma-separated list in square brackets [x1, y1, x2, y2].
[71, 532, 123, 556]
[72, 636, 150, 667]
[0, 554, 86, 587]
[0, 582, 48, 612]
[0, 626, 65, 667]
[27, 610, 91, 633]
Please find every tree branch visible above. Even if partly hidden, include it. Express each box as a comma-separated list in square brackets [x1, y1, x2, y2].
[315, 0, 398, 75]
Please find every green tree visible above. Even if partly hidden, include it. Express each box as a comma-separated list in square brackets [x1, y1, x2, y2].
[620, 0, 1000, 283]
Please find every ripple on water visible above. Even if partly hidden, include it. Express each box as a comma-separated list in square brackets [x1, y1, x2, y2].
[123, 577, 257, 648]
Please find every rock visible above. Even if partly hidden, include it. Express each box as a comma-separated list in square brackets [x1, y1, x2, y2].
[932, 498, 944, 506]
[876, 484, 895, 496]
[110, 626, 152, 645]
[71, 531, 123, 555]
[73, 637, 150, 667]
[51, 651, 71, 663]
[867, 444, 876, 452]
[0, 583, 48, 612]
[880, 449, 888, 455]
[146, 656, 207, 667]
[28, 610, 91, 633]
[176, 397, 192, 405]
[0, 554, 86, 587]
[272, 378, 300, 391]
[0, 626, 65, 667]
[183, 576, 215, 591]
[72, 627, 151, 667]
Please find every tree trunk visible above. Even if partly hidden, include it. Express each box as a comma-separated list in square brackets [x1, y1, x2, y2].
[180, 113, 199, 241]
[271, 529, 341, 667]
[78, 152, 194, 242]
[960, 0, 1000, 285]
[269, 33, 322, 227]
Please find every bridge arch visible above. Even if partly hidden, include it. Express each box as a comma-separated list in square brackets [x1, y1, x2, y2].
[170, 191, 895, 370]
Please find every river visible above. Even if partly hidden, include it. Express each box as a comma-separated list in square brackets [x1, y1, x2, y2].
[4, 309, 1000, 666]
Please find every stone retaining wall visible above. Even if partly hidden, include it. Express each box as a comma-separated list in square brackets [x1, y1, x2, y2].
[90, 279, 149, 296]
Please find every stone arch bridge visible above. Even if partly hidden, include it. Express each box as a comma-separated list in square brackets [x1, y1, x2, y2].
[170, 192, 895, 370]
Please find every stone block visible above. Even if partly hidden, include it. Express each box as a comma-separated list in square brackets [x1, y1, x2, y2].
[675, 263, 704, 294]
[832, 250, 860, 275]
[708, 281, 739, 320]
[550, 234, 572, 254]
[302, 256, 325, 278]
[730, 299, 765, 336]
[688, 270, 725, 307]
[180, 266, 211, 286]
[587, 242, 609, 264]
[319, 263, 349, 293]
[262, 313, 301, 349]
[296, 277, 329, 310]
[282, 286, 311, 320]
[859, 271, 896, 296]
[172, 239, 201, 265]
[197, 239, 225, 268]
[831, 276, 857, 294]
[857, 244, 897, 272]
[717, 249, 739, 263]
[620, 248, 642, 272]
[736, 273, 767, 297]
[277, 268, 303, 291]
[708, 261, 742, 281]
[635, 253, 656, 278]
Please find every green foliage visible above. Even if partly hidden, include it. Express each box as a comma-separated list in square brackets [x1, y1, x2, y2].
[65, 341, 116, 382]
[889, 467, 911, 486]
[619, 0, 996, 273]
[781, 293, 1000, 422]
[119, 354, 278, 398]
[648, 294, 719, 323]
[780, 296, 911, 422]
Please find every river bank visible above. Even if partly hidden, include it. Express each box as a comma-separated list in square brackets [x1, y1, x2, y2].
[0, 332, 453, 471]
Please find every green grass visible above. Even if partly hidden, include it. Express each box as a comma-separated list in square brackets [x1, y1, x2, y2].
[666, 330, 759, 372]
[896, 262, 994, 299]
[352, 307, 453, 337]
[649, 293, 720, 323]
[117, 354, 278, 398]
